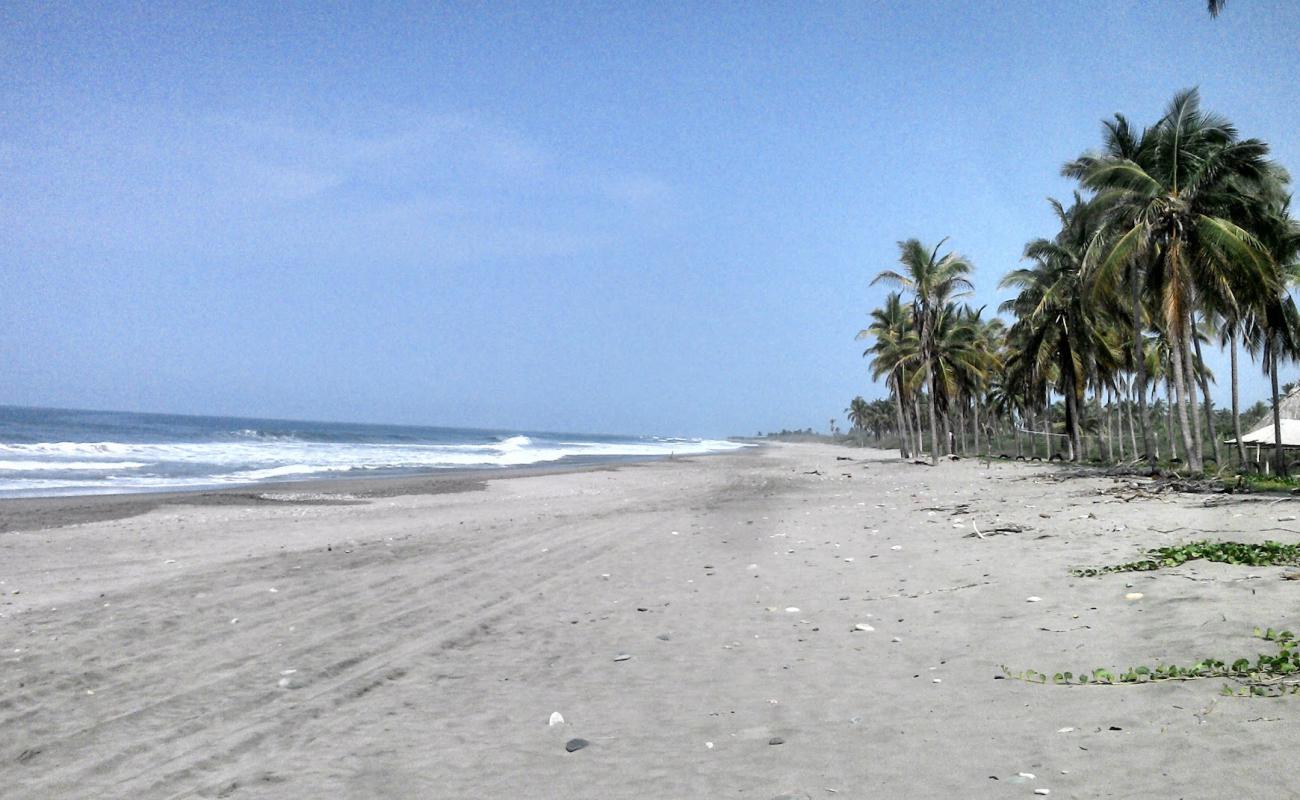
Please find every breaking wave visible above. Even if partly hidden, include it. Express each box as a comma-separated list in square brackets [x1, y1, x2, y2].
[0, 417, 746, 498]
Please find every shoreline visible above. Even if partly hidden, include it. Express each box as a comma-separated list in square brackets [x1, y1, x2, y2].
[0, 450, 751, 534]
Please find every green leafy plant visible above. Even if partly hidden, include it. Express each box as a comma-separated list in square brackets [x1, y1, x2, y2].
[1238, 474, 1300, 493]
[1072, 540, 1300, 577]
[1002, 627, 1300, 696]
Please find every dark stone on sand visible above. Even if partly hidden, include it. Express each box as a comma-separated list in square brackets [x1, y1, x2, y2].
[565, 738, 590, 752]
[656, 633, 672, 641]
[768, 736, 785, 745]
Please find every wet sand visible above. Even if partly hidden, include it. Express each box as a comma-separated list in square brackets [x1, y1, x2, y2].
[4, 442, 1300, 798]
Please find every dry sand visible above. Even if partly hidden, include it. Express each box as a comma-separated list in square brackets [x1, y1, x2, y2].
[4, 442, 1300, 798]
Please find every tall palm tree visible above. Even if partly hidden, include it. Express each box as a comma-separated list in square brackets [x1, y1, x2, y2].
[872, 239, 974, 464]
[1001, 196, 1120, 461]
[1074, 89, 1276, 472]
[1207, 0, 1227, 17]
[929, 302, 991, 456]
[1064, 113, 1159, 468]
[846, 396, 871, 432]
[1246, 194, 1300, 473]
[858, 292, 920, 459]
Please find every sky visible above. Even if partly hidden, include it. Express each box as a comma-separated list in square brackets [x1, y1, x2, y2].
[3, 1, 1300, 438]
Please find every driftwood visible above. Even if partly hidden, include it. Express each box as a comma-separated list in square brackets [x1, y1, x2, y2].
[963, 521, 1031, 539]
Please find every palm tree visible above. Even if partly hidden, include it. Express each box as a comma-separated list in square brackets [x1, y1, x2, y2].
[846, 397, 871, 437]
[1001, 196, 1121, 461]
[1207, 0, 1227, 16]
[858, 292, 920, 459]
[929, 302, 990, 456]
[872, 239, 974, 464]
[1246, 193, 1300, 474]
[1073, 89, 1276, 473]
[1064, 113, 1160, 468]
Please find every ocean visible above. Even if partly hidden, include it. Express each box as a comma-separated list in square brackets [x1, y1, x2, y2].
[0, 406, 746, 498]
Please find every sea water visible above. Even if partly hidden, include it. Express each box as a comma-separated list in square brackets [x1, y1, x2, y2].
[0, 406, 745, 498]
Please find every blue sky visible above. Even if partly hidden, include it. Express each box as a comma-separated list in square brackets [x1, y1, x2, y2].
[3, 2, 1299, 437]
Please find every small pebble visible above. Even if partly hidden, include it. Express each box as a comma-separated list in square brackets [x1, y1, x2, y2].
[1026, 597, 1042, 603]
[1125, 592, 1144, 601]
[853, 623, 874, 632]
[549, 712, 564, 726]
[768, 737, 785, 745]
[890, 545, 902, 551]
[785, 607, 800, 613]
[1034, 790, 1051, 796]
[613, 654, 631, 662]
[565, 738, 589, 753]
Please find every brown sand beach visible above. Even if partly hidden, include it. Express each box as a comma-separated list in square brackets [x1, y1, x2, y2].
[5, 442, 1300, 798]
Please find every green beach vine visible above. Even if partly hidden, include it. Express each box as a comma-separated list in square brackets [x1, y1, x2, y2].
[1002, 628, 1300, 697]
[1071, 540, 1300, 577]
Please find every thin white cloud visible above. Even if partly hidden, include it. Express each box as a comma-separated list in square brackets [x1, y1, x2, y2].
[1, 106, 676, 265]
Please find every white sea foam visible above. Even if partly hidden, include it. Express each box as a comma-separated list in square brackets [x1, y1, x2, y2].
[0, 460, 149, 471]
[0, 435, 748, 497]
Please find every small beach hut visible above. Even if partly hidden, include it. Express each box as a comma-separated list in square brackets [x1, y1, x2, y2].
[1229, 386, 1300, 470]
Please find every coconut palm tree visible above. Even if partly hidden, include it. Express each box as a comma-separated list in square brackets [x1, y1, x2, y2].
[872, 239, 974, 464]
[928, 302, 991, 456]
[858, 292, 921, 459]
[846, 396, 871, 432]
[1001, 196, 1122, 461]
[1073, 89, 1276, 472]
[1244, 194, 1300, 474]
[1064, 113, 1160, 468]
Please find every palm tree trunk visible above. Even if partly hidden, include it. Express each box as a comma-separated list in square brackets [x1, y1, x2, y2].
[1272, 349, 1286, 476]
[1063, 382, 1077, 462]
[891, 375, 910, 460]
[1165, 374, 1178, 462]
[1113, 389, 1125, 460]
[1014, 412, 1022, 457]
[1170, 335, 1201, 472]
[912, 396, 924, 461]
[1179, 316, 1204, 471]
[972, 395, 982, 456]
[925, 361, 940, 466]
[1104, 389, 1116, 462]
[1125, 378, 1139, 457]
[1130, 264, 1156, 468]
[1230, 330, 1246, 467]
[1042, 390, 1052, 458]
[1191, 319, 1221, 467]
[957, 406, 968, 455]
[1070, 381, 1084, 462]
